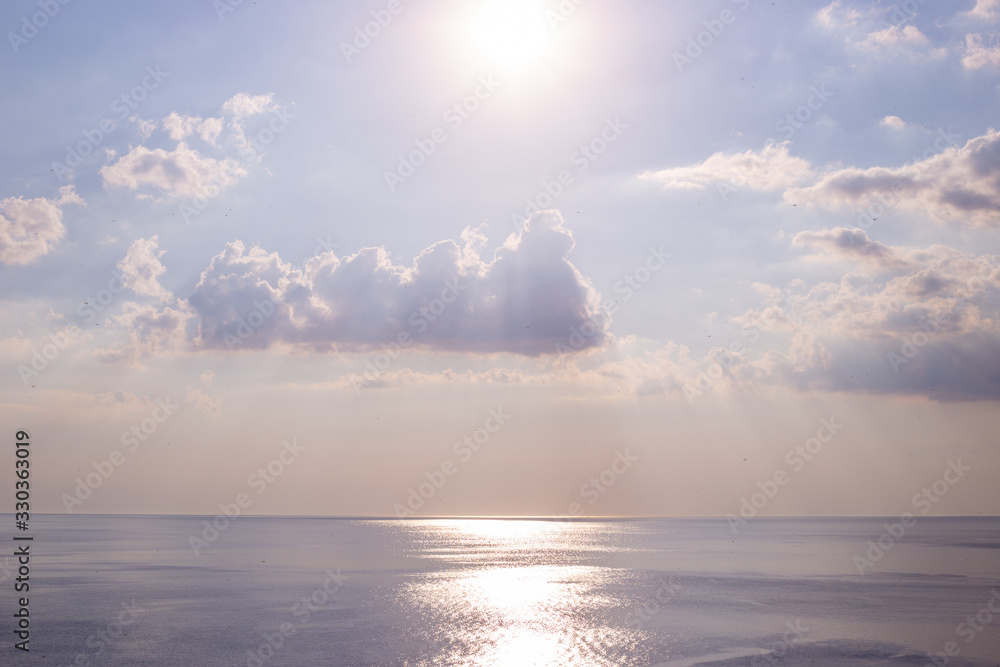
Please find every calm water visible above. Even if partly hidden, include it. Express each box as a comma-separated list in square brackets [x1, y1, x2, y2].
[5, 515, 1000, 666]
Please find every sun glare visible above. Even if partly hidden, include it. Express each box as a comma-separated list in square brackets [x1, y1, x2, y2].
[466, 1, 553, 75]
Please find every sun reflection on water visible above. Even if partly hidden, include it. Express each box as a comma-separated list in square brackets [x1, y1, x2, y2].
[392, 519, 639, 666]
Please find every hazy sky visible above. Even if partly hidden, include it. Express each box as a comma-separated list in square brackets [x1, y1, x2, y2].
[2, 0, 999, 518]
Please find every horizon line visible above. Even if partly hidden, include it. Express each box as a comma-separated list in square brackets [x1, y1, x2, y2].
[5, 513, 999, 520]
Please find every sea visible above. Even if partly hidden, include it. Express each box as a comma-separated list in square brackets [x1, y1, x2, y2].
[5, 515, 999, 666]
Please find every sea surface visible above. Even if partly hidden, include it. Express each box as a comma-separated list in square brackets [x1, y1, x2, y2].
[4, 515, 1000, 666]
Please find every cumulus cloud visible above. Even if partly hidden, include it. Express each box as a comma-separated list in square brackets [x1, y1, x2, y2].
[0, 186, 83, 265]
[786, 128, 1000, 226]
[101, 92, 288, 201]
[962, 32, 1000, 69]
[815, 1, 948, 59]
[162, 112, 223, 145]
[639, 142, 814, 192]
[641, 128, 1000, 227]
[739, 243, 1000, 401]
[815, 1, 867, 29]
[964, 0, 1000, 22]
[116, 236, 172, 301]
[792, 227, 905, 269]
[96, 302, 192, 366]
[881, 115, 908, 129]
[100, 142, 246, 200]
[222, 93, 278, 119]
[105, 211, 609, 361]
[858, 24, 930, 50]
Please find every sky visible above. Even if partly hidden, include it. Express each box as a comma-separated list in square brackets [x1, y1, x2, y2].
[1, 0, 999, 518]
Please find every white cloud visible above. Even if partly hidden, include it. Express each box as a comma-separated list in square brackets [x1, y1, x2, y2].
[859, 24, 930, 49]
[0, 186, 83, 265]
[222, 93, 278, 119]
[100, 211, 610, 362]
[162, 112, 223, 145]
[130, 116, 158, 140]
[739, 243, 1000, 401]
[881, 115, 908, 129]
[643, 127, 1000, 227]
[964, 0, 1000, 22]
[184, 210, 608, 356]
[786, 128, 1000, 227]
[96, 302, 192, 366]
[962, 32, 1000, 69]
[815, 1, 867, 29]
[639, 142, 814, 192]
[101, 92, 287, 202]
[116, 236, 172, 302]
[100, 142, 246, 200]
[792, 227, 905, 269]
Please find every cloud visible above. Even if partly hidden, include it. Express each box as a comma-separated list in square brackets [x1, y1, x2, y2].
[964, 0, 1000, 22]
[100, 92, 288, 201]
[96, 302, 192, 366]
[100, 142, 246, 200]
[0, 186, 83, 265]
[184, 387, 222, 415]
[786, 128, 1000, 226]
[815, 1, 867, 29]
[162, 112, 223, 145]
[792, 227, 904, 268]
[222, 93, 278, 119]
[116, 236, 172, 301]
[639, 142, 814, 192]
[962, 32, 1000, 69]
[881, 115, 908, 129]
[739, 244, 1000, 401]
[858, 24, 930, 50]
[815, 2, 947, 59]
[106, 211, 609, 361]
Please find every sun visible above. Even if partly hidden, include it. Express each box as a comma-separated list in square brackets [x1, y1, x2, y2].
[465, 1, 552, 75]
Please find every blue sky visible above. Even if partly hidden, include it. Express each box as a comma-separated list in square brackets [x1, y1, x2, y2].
[2, 0, 999, 517]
